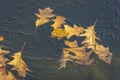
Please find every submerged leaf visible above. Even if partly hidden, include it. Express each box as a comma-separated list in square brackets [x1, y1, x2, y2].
[80, 25, 112, 64]
[64, 45, 93, 60]
[80, 23, 112, 64]
[95, 43, 112, 64]
[51, 16, 66, 29]
[59, 40, 94, 69]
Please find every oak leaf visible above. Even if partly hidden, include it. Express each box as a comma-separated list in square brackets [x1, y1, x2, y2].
[64, 44, 93, 60]
[59, 40, 93, 69]
[51, 28, 68, 39]
[51, 16, 66, 29]
[94, 43, 112, 64]
[7, 51, 29, 77]
[79, 24, 112, 64]
[35, 7, 55, 27]
[80, 25, 100, 49]
[64, 24, 84, 39]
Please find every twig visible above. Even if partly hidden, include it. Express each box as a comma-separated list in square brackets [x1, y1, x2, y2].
[20, 42, 26, 52]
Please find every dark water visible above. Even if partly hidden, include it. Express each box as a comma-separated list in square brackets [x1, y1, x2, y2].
[0, 0, 120, 80]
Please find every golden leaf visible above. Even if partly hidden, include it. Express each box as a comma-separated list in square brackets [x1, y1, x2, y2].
[64, 24, 84, 39]
[51, 28, 68, 39]
[0, 36, 4, 42]
[51, 16, 66, 29]
[64, 45, 93, 60]
[80, 25, 100, 49]
[35, 7, 55, 18]
[35, 7, 55, 27]
[94, 43, 112, 64]
[79, 23, 112, 64]
[7, 51, 29, 77]
[35, 18, 50, 27]
[59, 41, 93, 69]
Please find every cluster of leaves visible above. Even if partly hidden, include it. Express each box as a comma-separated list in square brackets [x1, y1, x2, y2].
[35, 7, 112, 69]
[0, 6, 113, 80]
[0, 38, 29, 80]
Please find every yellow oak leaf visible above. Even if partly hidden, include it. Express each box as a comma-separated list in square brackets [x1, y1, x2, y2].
[51, 28, 68, 39]
[94, 43, 112, 64]
[64, 48, 85, 60]
[80, 25, 100, 49]
[79, 24, 112, 64]
[51, 16, 66, 29]
[64, 24, 84, 39]
[35, 18, 50, 27]
[59, 40, 93, 69]
[64, 45, 93, 60]
[35, 7, 55, 18]
[7, 51, 29, 77]
[35, 7, 55, 27]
